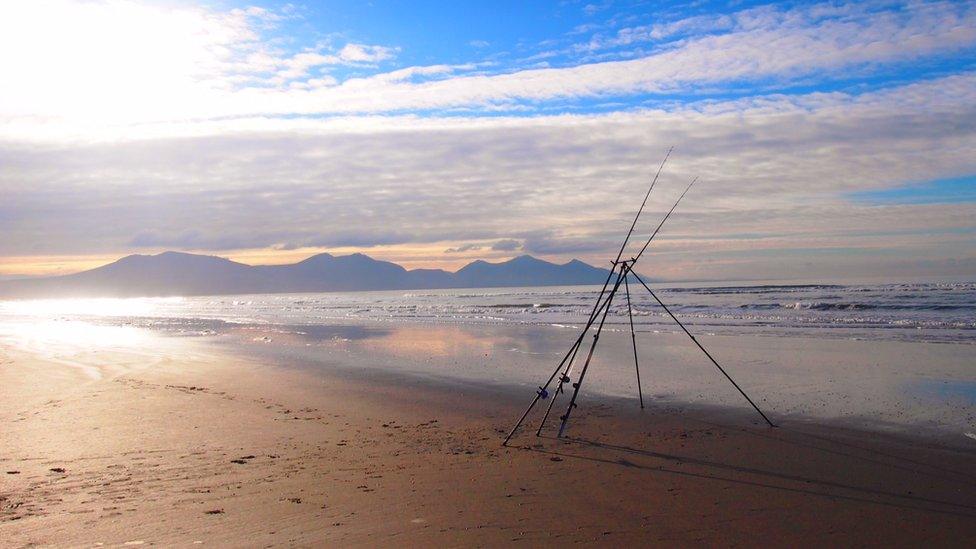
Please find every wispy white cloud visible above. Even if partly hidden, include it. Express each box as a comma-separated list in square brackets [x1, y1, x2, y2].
[335, 43, 399, 63]
[271, 44, 399, 85]
[1, 0, 974, 140]
[583, 2, 612, 17]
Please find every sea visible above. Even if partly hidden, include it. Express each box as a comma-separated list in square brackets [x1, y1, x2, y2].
[1, 280, 974, 439]
[3, 280, 967, 344]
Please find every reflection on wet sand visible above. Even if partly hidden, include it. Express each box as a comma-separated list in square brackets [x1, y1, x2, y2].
[0, 320, 153, 380]
[229, 323, 394, 345]
[231, 321, 569, 364]
[360, 325, 505, 359]
[223, 321, 976, 440]
[1, 304, 974, 440]
[911, 379, 976, 405]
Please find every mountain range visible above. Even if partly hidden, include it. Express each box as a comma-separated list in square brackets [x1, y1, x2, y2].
[0, 251, 614, 299]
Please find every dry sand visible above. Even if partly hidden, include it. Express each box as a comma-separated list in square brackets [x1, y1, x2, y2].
[2, 338, 976, 547]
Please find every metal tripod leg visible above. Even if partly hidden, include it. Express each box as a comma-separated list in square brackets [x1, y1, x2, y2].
[624, 272, 644, 409]
[630, 271, 775, 428]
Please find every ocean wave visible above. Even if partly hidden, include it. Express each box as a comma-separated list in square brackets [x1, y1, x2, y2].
[663, 284, 846, 295]
[14, 280, 972, 344]
[481, 302, 564, 309]
[778, 301, 976, 311]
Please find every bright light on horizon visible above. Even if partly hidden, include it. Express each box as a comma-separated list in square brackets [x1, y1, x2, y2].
[0, 298, 172, 378]
[0, 297, 182, 319]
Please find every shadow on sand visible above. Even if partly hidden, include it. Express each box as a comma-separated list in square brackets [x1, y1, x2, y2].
[516, 417, 976, 519]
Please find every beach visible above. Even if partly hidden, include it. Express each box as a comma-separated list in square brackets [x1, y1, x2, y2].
[4, 0, 976, 544]
[2, 319, 976, 547]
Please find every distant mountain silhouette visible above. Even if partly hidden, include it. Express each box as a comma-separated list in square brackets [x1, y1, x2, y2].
[455, 255, 609, 287]
[0, 251, 615, 299]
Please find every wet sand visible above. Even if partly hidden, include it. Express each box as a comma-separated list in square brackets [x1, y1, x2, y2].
[2, 335, 976, 547]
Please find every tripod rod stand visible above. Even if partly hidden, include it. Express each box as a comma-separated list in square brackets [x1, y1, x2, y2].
[501, 148, 674, 447]
[502, 151, 774, 445]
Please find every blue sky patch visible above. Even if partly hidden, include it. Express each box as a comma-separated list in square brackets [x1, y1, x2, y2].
[850, 176, 976, 205]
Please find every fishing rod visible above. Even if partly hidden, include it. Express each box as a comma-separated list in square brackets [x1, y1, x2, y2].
[556, 262, 630, 437]
[612, 146, 672, 264]
[531, 148, 675, 436]
[534, 261, 624, 436]
[501, 273, 621, 446]
[535, 328, 584, 435]
[554, 180, 696, 436]
[552, 147, 676, 374]
[632, 176, 697, 264]
[538, 148, 673, 414]
[501, 147, 673, 446]
[539, 179, 695, 435]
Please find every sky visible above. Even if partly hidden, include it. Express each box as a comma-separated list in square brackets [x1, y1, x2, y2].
[1, 0, 975, 281]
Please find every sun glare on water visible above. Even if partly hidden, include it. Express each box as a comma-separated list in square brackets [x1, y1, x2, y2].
[0, 298, 182, 356]
[0, 297, 171, 319]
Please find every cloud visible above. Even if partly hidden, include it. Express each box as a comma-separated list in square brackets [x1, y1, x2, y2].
[2, 0, 974, 140]
[491, 239, 523, 252]
[583, 2, 611, 17]
[268, 43, 399, 85]
[335, 43, 399, 63]
[128, 230, 277, 251]
[0, 1, 401, 129]
[445, 243, 484, 254]
[2, 72, 974, 279]
[445, 238, 525, 253]
[1, 1, 974, 279]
